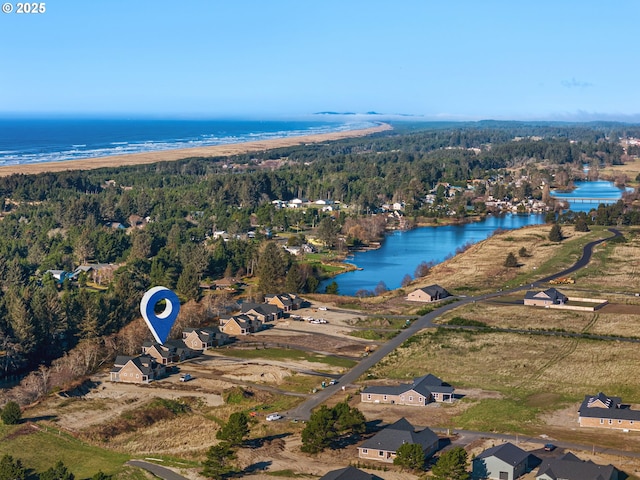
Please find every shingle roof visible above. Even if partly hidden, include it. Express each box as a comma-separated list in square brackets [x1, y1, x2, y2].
[359, 418, 438, 452]
[578, 392, 640, 421]
[362, 374, 454, 397]
[420, 284, 450, 297]
[319, 466, 373, 480]
[475, 442, 531, 466]
[536, 452, 617, 480]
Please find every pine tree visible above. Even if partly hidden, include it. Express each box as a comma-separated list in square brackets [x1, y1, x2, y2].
[504, 252, 518, 267]
[431, 446, 469, 480]
[549, 224, 563, 242]
[257, 242, 286, 293]
[40, 461, 75, 480]
[0, 401, 21, 425]
[216, 412, 249, 447]
[0, 454, 27, 480]
[393, 443, 425, 471]
[301, 405, 336, 453]
[201, 443, 238, 480]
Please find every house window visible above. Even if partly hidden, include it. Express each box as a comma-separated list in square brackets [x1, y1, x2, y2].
[419, 397, 423, 403]
[367, 394, 371, 400]
[378, 451, 384, 457]
[136, 374, 139, 378]
[409, 396, 413, 402]
[618, 420, 622, 424]
[383, 395, 387, 401]
[631, 421, 634, 425]
[609, 419, 612, 424]
[600, 419, 604, 424]
[362, 449, 368, 454]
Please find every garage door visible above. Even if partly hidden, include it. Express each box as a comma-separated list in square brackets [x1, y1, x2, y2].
[499, 472, 509, 480]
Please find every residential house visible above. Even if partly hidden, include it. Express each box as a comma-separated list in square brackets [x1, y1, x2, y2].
[73, 263, 117, 285]
[265, 293, 304, 312]
[142, 341, 181, 365]
[523, 288, 568, 307]
[361, 374, 455, 405]
[240, 302, 283, 322]
[406, 285, 451, 303]
[182, 327, 229, 350]
[110, 355, 165, 383]
[472, 442, 536, 480]
[319, 466, 376, 480]
[357, 417, 439, 463]
[142, 339, 198, 364]
[536, 452, 618, 480]
[578, 392, 640, 431]
[219, 314, 262, 335]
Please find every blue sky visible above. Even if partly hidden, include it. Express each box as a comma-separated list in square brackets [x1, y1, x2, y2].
[1, 0, 639, 120]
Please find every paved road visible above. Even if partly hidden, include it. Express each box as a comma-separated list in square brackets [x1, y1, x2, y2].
[286, 228, 621, 420]
[126, 460, 190, 480]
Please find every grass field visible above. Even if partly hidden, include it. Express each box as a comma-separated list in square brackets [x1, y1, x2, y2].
[219, 347, 357, 369]
[0, 423, 136, 479]
[367, 328, 640, 433]
[436, 300, 640, 337]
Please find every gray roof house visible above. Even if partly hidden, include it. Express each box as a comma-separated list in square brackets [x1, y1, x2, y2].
[523, 288, 568, 307]
[240, 302, 283, 321]
[358, 417, 439, 463]
[319, 466, 376, 480]
[536, 452, 618, 480]
[578, 392, 640, 431]
[406, 284, 451, 303]
[361, 374, 455, 405]
[472, 442, 537, 480]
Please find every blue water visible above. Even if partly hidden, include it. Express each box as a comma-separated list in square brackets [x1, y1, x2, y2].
[320, 213, 545, 296]
[0, 118, 377, 166]
[551, 180, 629, 212]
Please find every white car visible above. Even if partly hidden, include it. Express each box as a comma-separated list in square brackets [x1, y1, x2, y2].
[266, 413, 283, 421]
[318, 306, 328, 311]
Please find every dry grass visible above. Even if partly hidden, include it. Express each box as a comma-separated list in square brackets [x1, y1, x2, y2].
[370, 329, 640, 402]
[400, 224, 598, 295]
[575, 228, 640, 292]
[436, 300, 640, 337]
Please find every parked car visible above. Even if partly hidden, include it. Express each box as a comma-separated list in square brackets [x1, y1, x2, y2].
[329, 379, 337, 385]
[318, 306, 328, 311]
[266, 413, 283, 421]
[180, 373, 192, 382]
[544, 443, 556, 451]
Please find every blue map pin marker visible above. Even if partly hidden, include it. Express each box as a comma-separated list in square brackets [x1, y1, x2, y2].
[140, 286, 181, 344]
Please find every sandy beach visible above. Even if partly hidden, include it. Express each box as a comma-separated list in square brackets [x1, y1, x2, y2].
[0, 123, 392, 177]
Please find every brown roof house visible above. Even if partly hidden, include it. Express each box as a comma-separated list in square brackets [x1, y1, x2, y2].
[265, 293, 304, 312]
[357, 417, 439, 463]
[110, 355, 166, 383]
[472, 442, 537, 480]
[142, 339, 199, 364]
[240, 302, 283, 322]
[406, 285, 451, 303]
[578, 392, 640, 431]
[361, 374, 455, 405]
[523, 288, 567, 307]
[219, 314, 262, 336]
[536, 452, 619, 480]
[182, 327, 229, 350]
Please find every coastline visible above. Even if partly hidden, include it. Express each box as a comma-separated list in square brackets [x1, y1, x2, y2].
[0, 123, 392, 177]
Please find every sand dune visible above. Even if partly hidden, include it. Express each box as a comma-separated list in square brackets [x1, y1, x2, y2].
[0, 123, 392, 177]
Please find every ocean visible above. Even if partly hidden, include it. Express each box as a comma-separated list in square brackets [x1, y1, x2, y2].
[0, 118, 377, 166]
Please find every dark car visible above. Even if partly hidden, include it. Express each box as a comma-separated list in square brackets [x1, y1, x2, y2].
[544, 443, 556, 451]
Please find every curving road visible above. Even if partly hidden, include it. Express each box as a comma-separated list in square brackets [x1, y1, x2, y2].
[286, 228, 621, 420]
